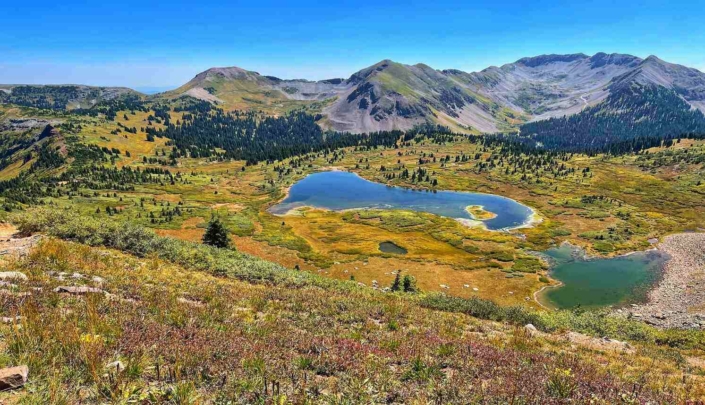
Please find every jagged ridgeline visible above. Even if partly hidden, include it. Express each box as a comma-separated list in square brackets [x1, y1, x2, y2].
[4, 53, 705, 136]
[517, 84, 705, 153]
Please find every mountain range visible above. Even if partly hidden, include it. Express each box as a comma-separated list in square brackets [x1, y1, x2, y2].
[3, 52, 705, 134]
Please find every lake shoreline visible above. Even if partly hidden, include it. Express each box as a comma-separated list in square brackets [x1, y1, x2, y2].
[270, 169, 543, 232]
[533, 281, 563, 310]
[622, 233, 705, 329]
[536, 241, 667, 311]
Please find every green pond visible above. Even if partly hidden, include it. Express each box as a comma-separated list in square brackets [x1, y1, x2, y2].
[538, 244, 667, 309]
[379, 241, 408, 255]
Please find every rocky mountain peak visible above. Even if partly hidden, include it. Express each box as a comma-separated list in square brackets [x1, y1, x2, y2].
[515, 53, 588, 68]
[197, 66, 259, 82]
[589, 52, 642, 68]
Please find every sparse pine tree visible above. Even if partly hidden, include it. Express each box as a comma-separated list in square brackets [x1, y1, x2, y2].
[202, 216, 230, 248]
[402, 275, 417, 293]
[390, 272, 402, 291]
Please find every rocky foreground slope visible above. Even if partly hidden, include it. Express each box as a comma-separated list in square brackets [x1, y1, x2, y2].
[0, 234, 701, 402]
[0, 209, 701, 402]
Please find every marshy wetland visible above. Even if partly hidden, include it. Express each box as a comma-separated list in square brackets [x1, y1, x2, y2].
[273, 172, 672, 310]
[4, 102, 703, 310]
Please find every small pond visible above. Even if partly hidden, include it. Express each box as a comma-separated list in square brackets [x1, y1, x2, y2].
[270, 171, 535, 230]
[379, 241, 408, 255]
[538, 244, 667, 309]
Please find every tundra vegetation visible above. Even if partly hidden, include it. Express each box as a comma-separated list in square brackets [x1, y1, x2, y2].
[0, 94, 703, 401]
[1, 209, 704, 402]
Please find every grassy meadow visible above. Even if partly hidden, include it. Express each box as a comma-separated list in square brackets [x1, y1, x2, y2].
[1, 105, 704, 309]
[0, 210, 704, 402]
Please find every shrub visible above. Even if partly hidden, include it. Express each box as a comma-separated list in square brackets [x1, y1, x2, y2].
[419, 294, 547, 329]
[402, 274, 418, 293]
[512, 257, 544, 273]
[11, 208, 354, 291]
[489, 250, 514, 262]
[420, 293, 705, 350]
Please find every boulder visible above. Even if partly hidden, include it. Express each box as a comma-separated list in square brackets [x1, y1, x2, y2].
[0, 272, 27, 281]
[0, 290, 30, 297]
[177, 297, 204, 307]
[54, 286, 103, 295]
[565, 331, 633, 353]
[0, 316, 21, 324]
[0, 365, 28, 390]
[524, 324, 540, 335]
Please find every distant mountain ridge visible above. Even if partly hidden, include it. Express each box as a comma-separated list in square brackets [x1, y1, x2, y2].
[3, 53, 705, 135]
[0, 84, 142, 110]
[159, 53, 705, 134]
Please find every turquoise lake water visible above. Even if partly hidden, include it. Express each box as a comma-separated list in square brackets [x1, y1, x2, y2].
[539, 245, 667, 309]
[270, 171, 535, 230]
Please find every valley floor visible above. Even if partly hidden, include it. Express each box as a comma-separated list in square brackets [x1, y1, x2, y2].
[1, 104, 704, 319]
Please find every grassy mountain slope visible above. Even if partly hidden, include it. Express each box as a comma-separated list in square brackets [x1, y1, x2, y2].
[0, 209, 702, 402]
[324, 60, 523, 133]
[520, 83, 705, 152]
[159, 66, 342, 116]
[449, 53, 644, 119]
[610, 55, 705, 111]
[164, 61, 527, 134]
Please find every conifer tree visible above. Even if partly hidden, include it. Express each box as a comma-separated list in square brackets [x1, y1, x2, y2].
[390, 272, 402, 291]
[402, 275, 417, 293]
[202, 216, 231, 248]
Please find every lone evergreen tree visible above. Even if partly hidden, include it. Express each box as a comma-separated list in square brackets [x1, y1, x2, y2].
[402, 275, 417, 293]
[202, 216, 230, 248]
[390, 271, 402, 291]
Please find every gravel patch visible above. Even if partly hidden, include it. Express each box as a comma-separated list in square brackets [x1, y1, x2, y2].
[625, 233, 705, 329]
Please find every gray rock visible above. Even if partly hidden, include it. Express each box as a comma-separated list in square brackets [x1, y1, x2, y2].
[0, 365, 28, 390]
[0, 316, 21, 324]
[0, 272, 27, 281]
[54, 286, 103, 295]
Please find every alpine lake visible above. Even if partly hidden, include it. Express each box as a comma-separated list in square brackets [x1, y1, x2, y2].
[272, 171, 667, 309]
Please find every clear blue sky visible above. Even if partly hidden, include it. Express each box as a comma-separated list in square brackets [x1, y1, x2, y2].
[2, 0, 704, 89]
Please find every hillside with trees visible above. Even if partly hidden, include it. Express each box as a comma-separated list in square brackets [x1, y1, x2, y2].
[519, 84, 705, 153]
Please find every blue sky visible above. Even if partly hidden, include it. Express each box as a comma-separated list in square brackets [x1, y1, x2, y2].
[1, 0, 704, 89]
